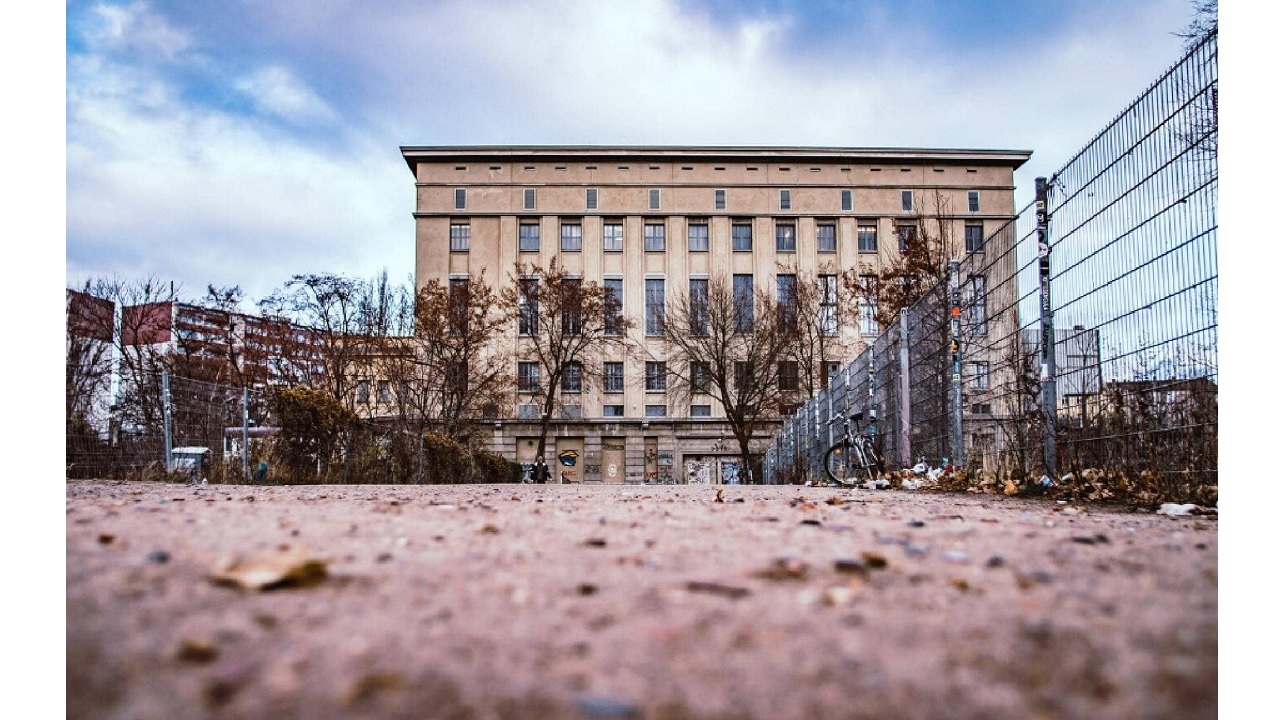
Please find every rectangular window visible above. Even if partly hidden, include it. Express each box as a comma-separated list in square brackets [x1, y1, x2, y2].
[689, 278, 709, 336]
[816, 223, 836, 253]
[454, 188, 467, 210]
[644, 223, 666, 252]
[448, 277, 470, 336]
[965, 275, 988, 336]
[841, 189, 853, 212]
[519, 223, 540, 252]
[901, 190, 914, 213]
[687, 222, 709, 252]
[690, 404, 712, 418]
[859, 276, 879, 336]
[603, 362, 624, 393]
[897, 223, 917, 252]
[518, 278, 539, 335]
[714, 189, 726, 210]
[818, 274, 838, 335]
[586, 188, 598, 210]
[775, 223, 796, 252]
[523, 188, 536, 210]
[965, 223, 984, 253]
[733, 274, 754, 333]
[518, 362, 540, 392]
[645, 278, 665, 335]
[732, 222, 753, 251]
[644, 405, 667, 418]
[857, 222, 878, 252]
[449, 223, 470, 252]
[777, 274, 797, 333]
[645, 361, 667, 391]
[969, 361, 990, 391]
[778, 361, 799, 392]
[562, 361, 582, 393]
[356, 379, 370, 405]
[560, 221, 582, 251]
[603, 404, 625, 417]
[603, 278, 623, 335]
[603, 222, 624, 252]
[968, 190, 980, 213]
[561, 278, 582, 335]
[691, 361, 711, 394]
[779, 189, 791, 210]
[734, 361, 753, 391]
[649, 188, 661, 210]
[444, 361, 467, 396]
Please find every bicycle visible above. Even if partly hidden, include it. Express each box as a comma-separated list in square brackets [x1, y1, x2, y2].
[823, 410, 881, 486]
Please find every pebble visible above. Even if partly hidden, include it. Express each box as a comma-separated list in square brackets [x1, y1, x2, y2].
[942, 550, 969, 564]
[577, 694, 640, 719]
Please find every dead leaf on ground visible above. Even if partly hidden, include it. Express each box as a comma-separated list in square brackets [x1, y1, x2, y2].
[825, 495, 845, 506]
[347, 672, 404, 704]
[686, 581, 751, 599]
[480, 523, 500, 534]
[209, 544, 328, 591]
[752, 557, 810, 581]
[176, 638, 219, 663]
[714, 489, 724, 503]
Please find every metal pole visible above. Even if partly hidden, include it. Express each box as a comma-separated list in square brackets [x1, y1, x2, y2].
[162, 370, 173, 473]
[242, 387, 250, 483]
[949, 260, 964, 468]
[897, 309, 911, 467]
[1036, 177, 1058, 479]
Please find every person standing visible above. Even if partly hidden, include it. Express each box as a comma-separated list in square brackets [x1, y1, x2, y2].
[533, 456, 550, 484]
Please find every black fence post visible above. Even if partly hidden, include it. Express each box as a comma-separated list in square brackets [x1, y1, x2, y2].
[1036, 177, 1058, 480]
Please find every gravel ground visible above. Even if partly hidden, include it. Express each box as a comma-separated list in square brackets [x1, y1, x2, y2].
[66, 479, 1217, 720]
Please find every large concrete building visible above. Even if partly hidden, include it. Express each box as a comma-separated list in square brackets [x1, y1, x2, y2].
[401, 146, 1030, 484]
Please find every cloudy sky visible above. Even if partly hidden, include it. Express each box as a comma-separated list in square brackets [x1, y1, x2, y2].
[64, 0, 1204, 305]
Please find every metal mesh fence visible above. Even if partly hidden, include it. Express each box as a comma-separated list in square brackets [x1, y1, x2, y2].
[764, 31, 1217, 491]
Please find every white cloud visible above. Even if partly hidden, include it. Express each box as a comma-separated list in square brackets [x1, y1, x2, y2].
[233, 65, 337, 125]
[86, 0, 190, 60]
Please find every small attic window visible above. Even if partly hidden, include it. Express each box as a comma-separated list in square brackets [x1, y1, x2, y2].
[934, 167, 945, 173]
[524, 166, 535, 171]
[649, 165, 661, 170]
[489, 166, 501, 170]
[555, 166, 566, 171]
[714, 166, 726, 171]
[681, 166, 693, 171]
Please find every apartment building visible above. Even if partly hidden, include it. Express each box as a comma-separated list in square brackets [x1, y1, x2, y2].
[401, 146, 1030, 483]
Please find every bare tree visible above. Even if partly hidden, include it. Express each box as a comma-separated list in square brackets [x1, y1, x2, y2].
[66, 287, 118, 434]
[780, 267, 862, 399]
[658, 274, 795, 483]
[499, 258, 632, 460]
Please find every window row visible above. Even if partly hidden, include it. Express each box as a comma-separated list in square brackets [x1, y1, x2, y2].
[452, 219, 988, 254]
[453, 187, 984, 214]
[515, 359, 849, 395]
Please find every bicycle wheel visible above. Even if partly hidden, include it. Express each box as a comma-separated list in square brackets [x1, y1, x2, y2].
[823, 442, 860, 486]
[856, 437, 881, 482]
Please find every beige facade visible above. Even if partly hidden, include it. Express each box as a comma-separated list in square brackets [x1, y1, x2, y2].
[401, 146, 1030, 483]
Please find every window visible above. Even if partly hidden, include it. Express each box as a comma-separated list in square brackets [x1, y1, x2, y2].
[604, 362, 624, 393]
[775, 223, 796, 252]
[858, 222, 878, 253]
[444, 361, 467, 396]
[603, 405, 625, 417]
[378, 380, 391, 404]
[448, 277, 470, 336]
[733, 274, 754, 333]
[519, 223, 540, 252]
[586, 188, 598, 210]
[561, 278, 582, 335]
[778, 361, 799, 392]
[645, 361, 667, 391]
[965, 275, 988, 336]
[859, 276, 879, 336]
[690, 404, 712, 418]
[965, 223, 984, 253]
[841, 189, 853, 212]
[776, 274, 797, 333]
[688, 222, 709, 252]
[818, 274, 838, 335]
[779, 189, 791, 210]
[969, 361, 990, 391]
[645, 278, 665, 335]
[518, 362, 540, 392]
[603, 221, 624, 252]
[561, 221, 582, 251]
[968, 190, 980, 212]
[897, 223, 917, 252]
[689, 278, 709, 336]
[454, 188, 467, 210]
[714, 189, 726, 210]
[734, 361, 754, 391]
[449, 223, 470, 252]
[649, 188, 661, 210]
[901, 190, 914, 212]
[816, 223, 836, 253]
[732, 222, 753, 251]
[356, 380, 370, 405]
[691, 361, 711, 394]
[562, 361, 583, 392]
[518, 278, 539, 335]
[603, 278, 623, 335]
[645, 405, 667, 418]
[644, 223, 666, 251]
[523, 188, 536, 210]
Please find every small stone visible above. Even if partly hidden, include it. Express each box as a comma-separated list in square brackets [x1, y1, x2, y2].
[148, 550, 171, 564]
[97, 533, 115, 545]
[577, 694, 641, 719]
[176, 638, 219, 663]
[942, 550, 969, 564]
[577, 583, 599, 596]
[905, 543, 928, 557]
[907, 519, 926, 528]
[986, 555, 1006, 568]
[834, 558, 867, 575]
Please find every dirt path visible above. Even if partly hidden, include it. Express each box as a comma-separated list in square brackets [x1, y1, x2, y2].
[66, 480, 1217, 719]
